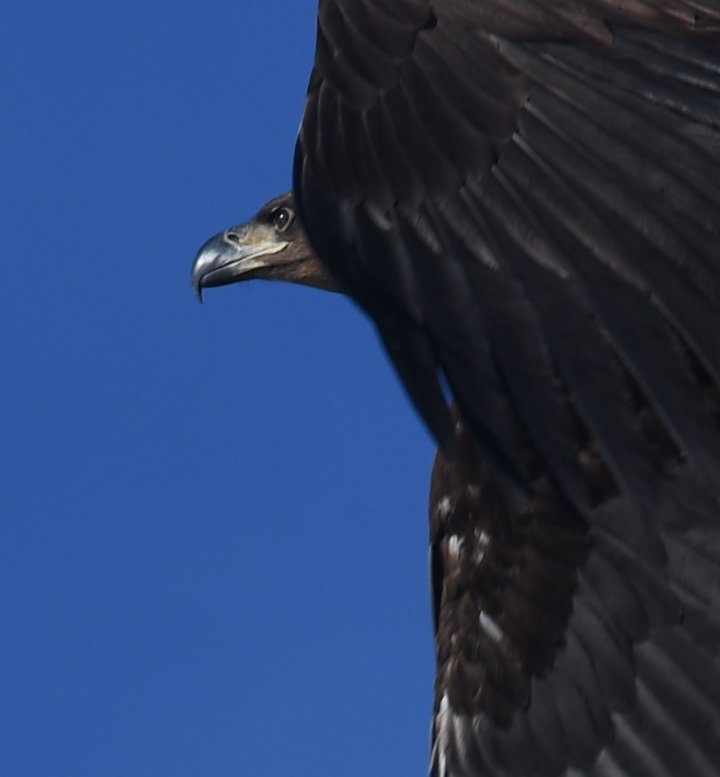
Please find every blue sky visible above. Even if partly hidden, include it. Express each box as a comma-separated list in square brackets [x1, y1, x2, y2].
[2, 2, 438, 775]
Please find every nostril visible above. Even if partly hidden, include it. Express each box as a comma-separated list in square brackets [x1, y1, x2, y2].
[226, 231, 241, 244]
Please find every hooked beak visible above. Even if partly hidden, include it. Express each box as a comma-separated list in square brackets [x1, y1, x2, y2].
[191, 228, 289, 301]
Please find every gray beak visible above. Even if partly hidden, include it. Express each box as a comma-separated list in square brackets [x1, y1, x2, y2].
[191, 228, 289, 301]
[191, 231, 242, 301]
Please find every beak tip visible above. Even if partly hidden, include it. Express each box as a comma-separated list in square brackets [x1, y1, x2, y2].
[191, 269, 204, 303]
[191, 232, 229, 303]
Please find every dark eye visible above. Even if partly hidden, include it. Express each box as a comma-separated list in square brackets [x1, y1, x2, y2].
[272, 207, 294, 233]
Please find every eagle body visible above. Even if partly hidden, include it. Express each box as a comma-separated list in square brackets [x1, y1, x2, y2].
[193, 2, 720, 775]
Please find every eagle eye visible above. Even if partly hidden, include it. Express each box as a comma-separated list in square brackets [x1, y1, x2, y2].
[272, 207, 294, 233]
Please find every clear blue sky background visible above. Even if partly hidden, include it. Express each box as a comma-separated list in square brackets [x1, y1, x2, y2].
[2, 2, 438, 776]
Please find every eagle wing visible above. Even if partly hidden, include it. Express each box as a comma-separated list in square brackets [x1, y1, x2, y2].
[294, 2, 720, 774]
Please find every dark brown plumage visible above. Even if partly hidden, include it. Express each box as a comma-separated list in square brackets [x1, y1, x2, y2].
[192, 3, 720, 775]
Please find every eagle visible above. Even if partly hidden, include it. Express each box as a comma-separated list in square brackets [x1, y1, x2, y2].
[191, 2, 720, 775]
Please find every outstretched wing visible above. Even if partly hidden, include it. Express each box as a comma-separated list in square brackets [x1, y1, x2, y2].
[294, 1, 720, 775]
[295, 0, 720, 491]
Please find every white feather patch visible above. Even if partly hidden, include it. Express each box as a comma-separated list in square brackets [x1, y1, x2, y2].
[432, 693, 452, 777]
[447, 534, 464, 560]
[437, 495, 453, 518]
[479, 611, 504, 644]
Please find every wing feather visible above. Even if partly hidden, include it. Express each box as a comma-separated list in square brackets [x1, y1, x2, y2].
[294, 2, 720, 774]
